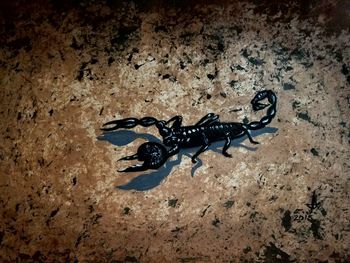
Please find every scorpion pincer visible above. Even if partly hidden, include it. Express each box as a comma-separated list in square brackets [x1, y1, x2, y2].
[101, 90, 277, 172]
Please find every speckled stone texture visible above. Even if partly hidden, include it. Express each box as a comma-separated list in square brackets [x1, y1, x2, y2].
[0, 0, 349, 262]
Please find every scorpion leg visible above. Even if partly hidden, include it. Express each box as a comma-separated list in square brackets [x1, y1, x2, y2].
[168, 144, 180, 156]
[222, 133, 232, 157]
[191, 133, 210, 163]
[118, 164, 149, 173]
[245, 129, 259, 144]
[195, 113, 220, 126]
[118, 153, 138, 161]
[166, 116, 183, 128]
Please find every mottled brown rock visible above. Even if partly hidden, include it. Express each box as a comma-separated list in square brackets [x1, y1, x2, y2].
[0, 0, 349, 262]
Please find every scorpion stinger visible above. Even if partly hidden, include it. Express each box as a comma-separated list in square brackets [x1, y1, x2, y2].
[241, 90, 277, 145]
[101, 90, 277, 172]
[246, 90, 277, 131]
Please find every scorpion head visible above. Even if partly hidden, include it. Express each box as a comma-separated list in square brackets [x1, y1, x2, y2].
[156, 121, 173, 140]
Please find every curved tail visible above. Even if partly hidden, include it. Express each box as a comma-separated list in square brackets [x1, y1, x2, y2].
[247, 90, 277, 130]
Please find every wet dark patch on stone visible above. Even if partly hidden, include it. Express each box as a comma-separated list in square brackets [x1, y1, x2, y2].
[200, 58, 210, 66]
[162, 74, 170, 79]
[253, 1, 300, 21]
[31, 110, 37, 120]
[168, 199, 178, 207]
[231, 64, 245, 71]
[207, 67, 218, 81]
[0, 231, 4, 244]
[310, 148, 319, 156]
[332, 49, 343, 62]
[263, 242, 292, 263]
[111, 26, 139, 49]
[220, 92, 227, 98]
[19, 253, 31, 261]
[298, 112, 311, 122]
[241, 48, 265, 66]
[200, 205, 211, 217]
[108, 57, 115, 65]
[7, 37, 32, 52]
[155, 25, 168, 33]
[76, 58, 100, 81]
[32, 251, 45, 263]
[205, 34, 225, 54]
[207, 74, 215, 80]
[249, 211, 258, 220]
[180, 32, 196, 45]
[283, 83, 295, 90]
[38, 157, 45, 167]
[272, 43, 289, 56]
[45, 207, 60, 226]
[281, 210, 292, 232]
[134, 64, 142, 70]
[90, 58, 98, 64]
[236, 65, 245, 70]
[70, 37, 83, 50]
[224, 200, 234, 208]
[124, 255, 138, 262]
[171, 226, 180, 233]
[212, 216, 221, 227]
[162, 74, 177, 82]
[290, 48, 307, 60]
[341, 64, 349, 75]
[297, 112, 318, 126]
[76, 62, 89, 81]
[229, 108, 242, 112]
[308, 218, 324, 240]
[290, 48, 313, 68]
[229, 80, 238, 89]
[127, 48, 139, 62]
[123, 207, 131, 215]
[243, 246, 251, 254]
[292, 100, 300, 110]
[230, 25, 243, 35]
[179, 60, 186, 69]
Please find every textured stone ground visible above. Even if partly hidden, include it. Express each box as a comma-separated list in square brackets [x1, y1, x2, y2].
[0, 0, 349, 262]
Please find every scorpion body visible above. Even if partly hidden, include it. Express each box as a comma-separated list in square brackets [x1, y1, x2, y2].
[101, 90, 277, 172]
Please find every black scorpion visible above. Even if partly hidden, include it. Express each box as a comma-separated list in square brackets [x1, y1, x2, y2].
[101, 90, 277, 172]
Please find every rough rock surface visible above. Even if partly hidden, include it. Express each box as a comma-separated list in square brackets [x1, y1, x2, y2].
[0, 0, 349, 262]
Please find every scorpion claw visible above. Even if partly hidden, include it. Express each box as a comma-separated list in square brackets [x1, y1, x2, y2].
[118, 142, 169, 173]
[101, 120, 119, 131]
[118, 154, 138, 161]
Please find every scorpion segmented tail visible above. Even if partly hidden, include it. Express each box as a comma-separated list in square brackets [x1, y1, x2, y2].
[247, 90, 277, 130]
[101, 117, 162, 131]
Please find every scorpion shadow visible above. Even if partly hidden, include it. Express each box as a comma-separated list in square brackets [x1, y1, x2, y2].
[97, 127, 278, 191]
